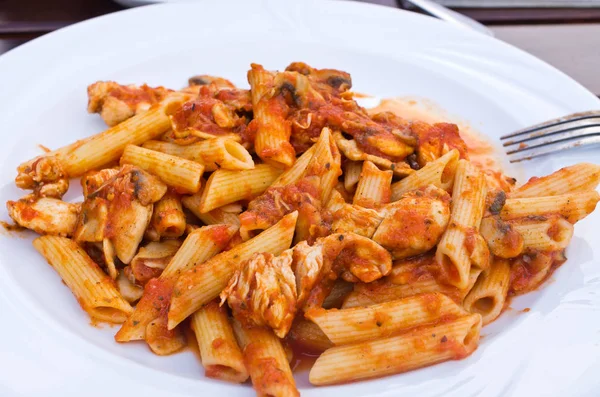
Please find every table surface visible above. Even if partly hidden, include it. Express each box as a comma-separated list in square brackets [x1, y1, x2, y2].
[1, 0, 599, 96]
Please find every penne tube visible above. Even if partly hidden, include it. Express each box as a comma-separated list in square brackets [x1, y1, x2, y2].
[142, 138, 254, 171]
[309, 313, 482, 385]
[511, 163, 600, 198]
[509, 215, 574, 252]
[33, 236, 133, 323]
[181, 192, 241, 226]
[342, 263, 481, 309]
[197, 164, 282, 213]
[49, 93, 189, 177]
[115, 224, 238, 342]
[501, 191, 600, 224]
[7, 197, 80, 237]
[436, 159, 489, 289]
[168, 211, 298, 330]
[270, 144, 316, 188]
[120, 145, 204, 193]
[248, 64, 296, 168]
[306, 293, 466, 345]
[344, 160, 362, 192]
[463, 259, 510, 325]
[390, 149, 459, 201]
[353, 161, 393, 208]
[233, 321, 299, 397]
[149, 192, 186, 239]
[191, 301, 249, 383]
[305, 128, 342, 205]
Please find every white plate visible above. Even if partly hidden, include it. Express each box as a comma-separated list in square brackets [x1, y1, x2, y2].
[1, 1, 599, 396]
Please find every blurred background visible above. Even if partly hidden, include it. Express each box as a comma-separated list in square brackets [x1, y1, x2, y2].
[1, 0, 598, 95]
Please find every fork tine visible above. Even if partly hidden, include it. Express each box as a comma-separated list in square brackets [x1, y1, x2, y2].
[508, 135, 600, 163]
[506, 126, 600, 154]
[501, 110, 600, 140]
[502, 118, 600, 147]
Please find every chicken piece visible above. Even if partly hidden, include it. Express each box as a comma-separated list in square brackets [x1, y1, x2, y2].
[169, 84, 251, 141]
[221, 249, 297, 338]
[411, 121, 469, 167]
[239, 178, 326, 242]
[76, 166, 167, 264]
[294, 233, 392, 309]
[87, 81, 172, 126]
[7, 196, 80, 236]
[15, 155, 69, 198]
[331, 203, 383, 238]
[373, 185, 451, 259]
[73, 197, 109, 243]
[292, 241, 325, 307]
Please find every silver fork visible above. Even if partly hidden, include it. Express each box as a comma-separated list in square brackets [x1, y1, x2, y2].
[500, 110, 600, 163]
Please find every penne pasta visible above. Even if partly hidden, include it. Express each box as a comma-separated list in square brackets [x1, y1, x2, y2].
[510, 215, 574, 252]
[7, 62, 600, 395]
[115, 224, 237, 342]
[248, 64, 296, 168]
[390, 149, 459, 201]
[33, 236, 133, 323]
[306, 293, 466, 345]
[120, 145, 204, 193]
[342, 258, 482, 309]
[306, 127, 342, 205]
[50, 93, 189, 177]
[142, 138, 254, 171]
[148, 192, 186, 239]
[181, 191, 241, 227]
[436, 159, 489, 289]
[197, 164, 282, 213]
[463, 259, 511, 325]
[309, 313, 482, 385]
[191, 300, 249, 383]
[353, 161, 393, 208]
[168, 211, 298, 329]
[233, 321, 299, 397]
[501, 191, 600, 224]
[270, 144, 316, 188]
[511, 163, 600, 198]
[343, 160, 362, 193]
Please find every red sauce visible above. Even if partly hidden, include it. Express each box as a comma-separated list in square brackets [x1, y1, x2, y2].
[208, 224, 235, 248]
[20, 206, 38, 222]
[110, 84, 170, 107]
